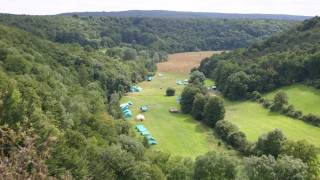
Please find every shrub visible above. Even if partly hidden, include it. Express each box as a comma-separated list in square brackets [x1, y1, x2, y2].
[215, 120, 249, 153]
[255, 129, 287, 158]
[271, 91, 288, 112]
[191, 93, 207, 120]
[166, 87, 176, 96]
[180, 86, 201, 113]
[203, 96, 225, 127]
[302, 114, 320, 126]
[250, 91, 262, 101]
[262, 99, 273, 108]
[194, 152, 237, 180]
[189, 70, 206, 85]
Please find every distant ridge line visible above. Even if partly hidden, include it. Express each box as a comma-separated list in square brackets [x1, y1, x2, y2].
[59, 10, 310, 21]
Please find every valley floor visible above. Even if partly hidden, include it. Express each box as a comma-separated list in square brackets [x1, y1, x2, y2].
[122, 51, 320, 158]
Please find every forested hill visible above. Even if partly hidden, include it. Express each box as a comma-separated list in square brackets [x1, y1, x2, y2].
[200, 16, 320, 100]
[60, 10, 310, 21]
[0, 21, 167, 178]
[0, 14, 295, 53]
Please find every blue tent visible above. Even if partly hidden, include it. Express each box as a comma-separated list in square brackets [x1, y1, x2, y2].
[148, 139, 157, 145]
[136, 125, 147, 132]
[141, 130, 151, 136]
[146, 134, 155, 140]
[130, 85, 142, 92]
[147, 76, 153, 81]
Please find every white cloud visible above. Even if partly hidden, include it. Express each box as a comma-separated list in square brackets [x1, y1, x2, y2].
[0, 0, 318, 16]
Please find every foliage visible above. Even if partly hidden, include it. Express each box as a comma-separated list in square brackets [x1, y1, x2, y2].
[203, 96, 225, 127]
[189, 70, 206, 85]
[166, 87, 176, 96]
[255, 129, 287, 158]
[0, 126, 59, 179]
[245, 155, 309, 180]
[200, 17, 320, 100]
[166, 157, 194, 180]
[191, 93, 207, 120]
[194, 151, 237, 180]
[271, 91, 288, 111]
[215, 120, 250, 153]
[0, 14, 295, 53]
[180, 85, 201, 114]
[281, 140, 320, 178]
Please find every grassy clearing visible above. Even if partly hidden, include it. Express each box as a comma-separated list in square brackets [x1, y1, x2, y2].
[122, 51, 320, 158]
[264, 84, 320, 116]
[122, 73, 235, 158]
[225, 100, 320, 147]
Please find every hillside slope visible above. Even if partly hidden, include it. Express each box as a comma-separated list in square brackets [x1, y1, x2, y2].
[200, 16, 320, 100]
[0, 22, 167, 178]
[0, 14, 295, 53]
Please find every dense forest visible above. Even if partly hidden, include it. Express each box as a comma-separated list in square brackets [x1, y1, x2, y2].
[200, 16, 320, 100]
[0, 14, 295, 53]
[0, 13, 318, 179]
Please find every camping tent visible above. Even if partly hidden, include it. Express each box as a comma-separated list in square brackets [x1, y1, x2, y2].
[130, 85, 142, 92]
[140, 105, 148, 112]
[147, 76, 153, 81]
[124, 111, 132, 118]
[136, 114, 145, 121]
[148, 139, 157, 145]
[169, 108, 179, 113]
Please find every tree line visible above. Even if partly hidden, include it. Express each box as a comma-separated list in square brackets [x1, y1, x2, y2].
[179, 70, 320, 179]
[200, 16, 320, 100]
[0, 14, 295, 53]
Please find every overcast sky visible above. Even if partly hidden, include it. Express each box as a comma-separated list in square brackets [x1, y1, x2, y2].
[0, 0, 319, 16]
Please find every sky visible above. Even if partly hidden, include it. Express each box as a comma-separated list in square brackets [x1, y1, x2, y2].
[0, 0, 319, 16]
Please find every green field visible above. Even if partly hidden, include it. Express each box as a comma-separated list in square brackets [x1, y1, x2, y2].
[122, 73, 320, 158]
[225, 100, 320, 147]
[264, 84, 320, 116]
[122, 73, 234, 158]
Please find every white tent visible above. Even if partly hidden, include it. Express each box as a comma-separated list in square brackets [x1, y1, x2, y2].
[136, 114, 145, 121]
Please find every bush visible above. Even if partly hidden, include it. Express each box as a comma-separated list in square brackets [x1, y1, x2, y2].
[255, 129, 287, 158]
[189, 70, 206, 85]
[215, 120, 250, 153]
[180, 86, 201, 113]
[271, 91, 288, 112]
[194, 152, 237, 180]
[166, 87, 176, 96]
[250, 91, 262, 101]
[262, 99, 273, 108]
[191, 93, 207, 120]
[122, 48, 137, 60]
[203, 96, 225, 127]
[302, 114, 320, 126]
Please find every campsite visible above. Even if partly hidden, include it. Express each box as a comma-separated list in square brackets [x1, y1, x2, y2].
[1, 2, 320, 179]
[121, 51, 320, 156]
[121, 52, 236, 157]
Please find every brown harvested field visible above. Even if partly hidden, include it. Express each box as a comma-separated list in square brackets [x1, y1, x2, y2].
[157, 51, 221, 74]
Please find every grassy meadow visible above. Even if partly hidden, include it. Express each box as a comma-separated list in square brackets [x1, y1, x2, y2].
[225, 100, 320, 147]
[121, 52, 320, 159]
[264, 84, 320, 116]
[122, 73, 234, 158]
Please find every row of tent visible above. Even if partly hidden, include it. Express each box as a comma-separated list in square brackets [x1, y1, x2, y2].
[136, 124, 157, 145]
[120, 101, 133, 119]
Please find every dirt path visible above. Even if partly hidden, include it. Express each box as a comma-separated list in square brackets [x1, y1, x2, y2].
[157, 51, 221, 74]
